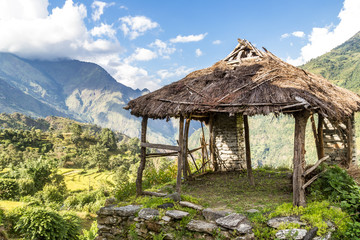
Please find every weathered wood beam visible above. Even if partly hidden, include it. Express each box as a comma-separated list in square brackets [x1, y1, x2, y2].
[302, 172, 323, 190]
[244, 115, 255, 186]
[209, 114, 218, 171]
[293, 111, 310, 207]
[346, 116, 354, 168]
[136, 116, 148, 196]
[317, 115, 325, 159]
[303, 155, 329, 177]
[310, 114, 321, 160]
[183, 119, 191, 179]
[141, 142, 180, 152]
[176, 116, 184, 193]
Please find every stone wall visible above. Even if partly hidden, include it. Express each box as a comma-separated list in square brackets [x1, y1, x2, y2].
[213, 113, 245, 171]
[96, 202, 254, 240]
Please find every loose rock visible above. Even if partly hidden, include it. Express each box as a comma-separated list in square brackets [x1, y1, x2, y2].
[215, 213, 247, 229]
[165, 193, 181, 202]
[113, 205, 142, 217]
[275, 229, 307, 239]
[157, 203, 174, 209]
[179, 201, 203, 211]
[138, 208, 159, 220]
[166, 210, 190, 219]
[187, 220, 218, 234]
[203, 208, 231, 222]
[267, 216, 306, 229]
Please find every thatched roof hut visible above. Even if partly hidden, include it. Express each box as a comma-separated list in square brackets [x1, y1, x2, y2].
[125, 39, 360, 206]
[126, 39, 360, 121]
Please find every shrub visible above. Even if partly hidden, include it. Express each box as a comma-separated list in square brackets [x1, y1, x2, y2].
[15, 207, 67, 240]
[62, 212, 81, 240]
[39, 184, 65, 203]
[80, 220, 98, 240]
[64, 190, 106, 212]
[0, 179, 19, 200]
[17, 178, 36, 196]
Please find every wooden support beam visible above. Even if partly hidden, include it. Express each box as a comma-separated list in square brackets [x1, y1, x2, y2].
[303, 155, 329, 177]
[209, 114, 218, 171]
[141, 142, 180, 151]
[243, 115, 255, 186]
[183, 119, 191, 179]
[346, 116, 354, 168]
[302, 172, 323, 190]
[293, 111, 310, 207]
[136, 116, 148, 196]
[310, 114, 321, 160]
[317, 115, 325, 159]
[176, 116, 184, 193]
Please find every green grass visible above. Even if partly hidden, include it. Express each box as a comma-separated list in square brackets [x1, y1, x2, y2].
[60, 168, 115, 191]
[182, 169, 292, 211]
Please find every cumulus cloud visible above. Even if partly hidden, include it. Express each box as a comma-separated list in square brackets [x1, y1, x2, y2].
[195, 48, 202, 57]
[212, 40, 222, 45]
[119, 16, 159, 40]
[287, 0, 360, 65]
[90, 23, 116, 38]
[157, 66, 194, 79]
[126, 48, 157, 62]
[149, 39, 176, 58]
[170, 33, 207, 43]
[91, 1, 114, 21]
[0, 0, 121, 59]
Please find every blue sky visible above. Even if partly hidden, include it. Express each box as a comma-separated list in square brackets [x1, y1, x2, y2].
[0, 0, 359, 90]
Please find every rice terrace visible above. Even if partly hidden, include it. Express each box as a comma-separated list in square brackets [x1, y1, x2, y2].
[1, 1, 360, 240]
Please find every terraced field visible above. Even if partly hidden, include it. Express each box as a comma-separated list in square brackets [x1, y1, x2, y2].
[59, 168, 115, 191]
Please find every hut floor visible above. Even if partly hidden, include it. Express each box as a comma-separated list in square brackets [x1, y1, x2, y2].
[181, 169, 292, 210]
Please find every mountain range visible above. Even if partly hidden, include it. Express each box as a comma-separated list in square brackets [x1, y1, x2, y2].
[0, 53, 178, 143]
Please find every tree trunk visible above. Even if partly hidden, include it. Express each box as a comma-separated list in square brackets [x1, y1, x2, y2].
[293, 111, 310, 207]
[243, 115, 255, 186]
[209, 114, 218, 171]
[183, 119, 191, 178]
[136, 116, 148, 196]
[317, 115, 325, 159]
[176, 116, 184, 193]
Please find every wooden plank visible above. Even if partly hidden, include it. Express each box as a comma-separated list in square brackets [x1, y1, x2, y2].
[303, 156, 329, 177]
[146, 152, 178, 158]
[244, 115, 255, 186]
[136, 116, 148, 196]
[293, 111, 310, 207]
[141, 142, 180, 151]
[176, 116, 184, 193]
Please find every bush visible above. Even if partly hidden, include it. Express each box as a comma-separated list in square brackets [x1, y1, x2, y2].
[62, 212, 82, 240]
[15, 207, 67, 240]
[64, 190, 106, 212]
[17, 178, 36, 196]
[80, 220, 98, 240]
[39, 184, 65, 203]
[0, 179, 19, 200]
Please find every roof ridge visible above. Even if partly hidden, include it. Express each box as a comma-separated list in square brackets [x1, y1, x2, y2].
[223, 38, 264, 65]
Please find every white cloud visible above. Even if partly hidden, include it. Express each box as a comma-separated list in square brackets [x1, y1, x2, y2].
[119, 5, 128, 10]
[149, 39, 176, 58]
[119, 16, 159, 40]
[126, 48, 157, 62]
[287, 0, 360, 65]
[0, 0, 121, 59]
[281, 33, 290, 39]
[157, 66, 194, 79]
[292, 31, 305, 38]
[195, 48, 202, 57]
[91, 1, 114, 21]
[212, 40, 222, 45]
[170, 33, 207, 43]
[90, 23, 116, 38]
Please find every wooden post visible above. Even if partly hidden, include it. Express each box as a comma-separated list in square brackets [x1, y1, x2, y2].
[176, 116, 184, 193]
[346, 116, 354, 167]
[136, 116, 148, 196]
[183, 119, 191, 179]
[243, 115, 255, 186]
[209, 114, 218, 171]
[317, 115, 325, 159]
[293, 111, 310, 207]
[310, 114, 321, 160]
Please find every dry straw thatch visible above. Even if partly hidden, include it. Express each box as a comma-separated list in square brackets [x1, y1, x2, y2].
[125, 39, 360, 121]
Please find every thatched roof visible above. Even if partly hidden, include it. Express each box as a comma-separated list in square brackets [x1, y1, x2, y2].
[125, 39, 360, 121]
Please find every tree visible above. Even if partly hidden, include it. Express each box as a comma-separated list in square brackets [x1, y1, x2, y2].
[99, 128, 117, 151]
